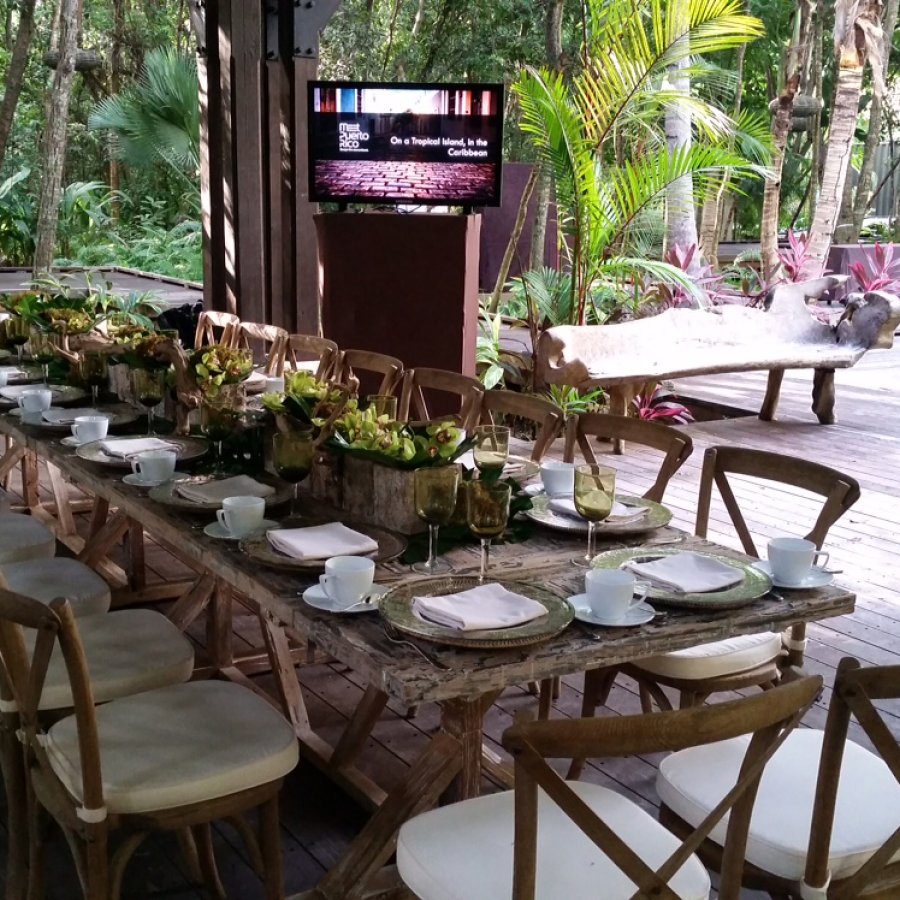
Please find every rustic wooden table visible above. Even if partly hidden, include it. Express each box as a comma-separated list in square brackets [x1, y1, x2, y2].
[0, 415, 856, 900]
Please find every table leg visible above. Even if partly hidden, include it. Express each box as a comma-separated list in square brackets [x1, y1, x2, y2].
[812, 367, 836, 424]
[760, 368, 784, 421]
[22, 451, 39, 510]
[440, 690, 502, 803]
[208, 580, 234, 669]
[45, 463, 76, 537]
[125, 519, 146, 591]
[166, 573, 216, 631]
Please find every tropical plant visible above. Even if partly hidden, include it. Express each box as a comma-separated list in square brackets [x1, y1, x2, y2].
[513, 0, 767, 325]
[632, 383, 694, 424]
[476, 307, 528, 390]
[191, 345, 253, 398]
[849, 243, 900, 294]
[56, 180, 117, 257]
[0, 168, 35, 265]
[544, 384, 606, 418]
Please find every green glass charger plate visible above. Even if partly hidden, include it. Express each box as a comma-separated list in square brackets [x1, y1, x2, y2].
[590, 547, 773, 610]
[9, 402, 140, 431]
[75, 435, 209, 468]
[379, 576, 573, 649]
[524, 494, 671, 536]
[0, 383, 87, 406]
[148, 474, 294, 512]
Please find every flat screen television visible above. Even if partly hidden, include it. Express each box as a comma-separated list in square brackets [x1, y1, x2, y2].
[308, 81, 504, 207]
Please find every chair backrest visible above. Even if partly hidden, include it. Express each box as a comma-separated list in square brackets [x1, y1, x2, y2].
[804, 658, 900, 898]
[338, 349, 404, 398]
[480, 390, 565, 462]
[236, 323, 289, 376]
[194, 310, 240, 350]
[504, 674, 822, 900]
[286, 333, 339, 381]
[563, 413, 693, 502]
[399, 367, 485, 432]
[695, 446, 861, 556]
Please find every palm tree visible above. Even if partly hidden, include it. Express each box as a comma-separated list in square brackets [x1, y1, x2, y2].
[514, 0, 766, 324]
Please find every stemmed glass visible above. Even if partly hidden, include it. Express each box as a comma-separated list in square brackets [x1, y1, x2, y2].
[466, 480, 511, 582]
[78, 352, 108, 406]
[131, 368, 167, 436]
[6, 318, 29, 367]
[413, 464, 460, 575]
[273, 429, 315, 517]
[200, 401, 240, 475]
[29, 330, 58, 386]
[573, 463, 616, 568]
[473, 424, 509, 474]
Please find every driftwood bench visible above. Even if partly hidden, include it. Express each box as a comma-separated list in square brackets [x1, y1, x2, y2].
[535, 277, 900, 435]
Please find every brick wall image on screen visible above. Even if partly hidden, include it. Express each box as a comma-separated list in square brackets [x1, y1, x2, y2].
[314, 160, 498, 203]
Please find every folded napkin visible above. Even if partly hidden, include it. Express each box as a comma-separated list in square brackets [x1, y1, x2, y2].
[100, 437, 177, 458]
[623, 552, 744, 593]
[176, 474, 275, 504]
[42, 407, 104, 425]
[548, 497, 648, 523]
[266, 522, 378, 560]
[413, 583, 549, 632]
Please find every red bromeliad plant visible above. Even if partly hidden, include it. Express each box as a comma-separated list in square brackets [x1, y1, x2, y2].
[632, 384, 694, 424]
[776, 229, 815, 282]
[849, 242, 900, 294]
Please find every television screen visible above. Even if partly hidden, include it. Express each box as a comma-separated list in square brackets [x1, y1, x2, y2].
[308, 81, 504, 207]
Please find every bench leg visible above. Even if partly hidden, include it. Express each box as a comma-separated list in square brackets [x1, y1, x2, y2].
[812, 368, 836, 424]
[759, 368, 784, 421]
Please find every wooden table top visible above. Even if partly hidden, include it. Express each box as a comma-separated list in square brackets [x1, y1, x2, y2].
[2, 416, 856, 706]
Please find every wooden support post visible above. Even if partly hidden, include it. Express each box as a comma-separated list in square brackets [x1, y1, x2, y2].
[760, 367, 785, 421]
[812, 367, 836, 424]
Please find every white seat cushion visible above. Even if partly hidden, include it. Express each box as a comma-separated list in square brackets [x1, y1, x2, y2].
[22, 610, 194, 712]
[0, 513, 55, 564]
[397, 781, 711, 900]
[657, 729, 900, 882]
[1, 558, 111, 616]
[46, 680, 298, 814]
[635, 632, 781, 680]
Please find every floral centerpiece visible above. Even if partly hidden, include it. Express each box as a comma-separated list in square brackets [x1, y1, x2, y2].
[7, 289, 95, 335]
[110, 326, 172, 370]
[261, 370, 350, 435]
[191, 344, 253, 400]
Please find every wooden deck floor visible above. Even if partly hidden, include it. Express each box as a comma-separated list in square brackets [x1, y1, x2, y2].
[3, 348, 900, 898]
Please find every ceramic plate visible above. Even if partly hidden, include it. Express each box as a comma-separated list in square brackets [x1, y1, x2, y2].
[752, 560, 834, 590]
[122, 472, 190, 489]
[75, 436, 209, 468]
[10, 403, 140, 431]
[379, 576, 572, 649]
[240, 519, 407, 572]
[302, 583, 388, 614]
[148, 474, 294, 512]
[590, 547, 773, 610]
[204, 518, 279, 541]
[0, 383, 87, 405]
[524, 494, 672, 536]
[568, 596, 656, 627]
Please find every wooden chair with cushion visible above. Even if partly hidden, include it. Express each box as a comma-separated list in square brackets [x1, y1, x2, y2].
[236, 322, 289, 376]
[194, 310, 240, 350]
[657, 657, 900, 899]
[0, 589, 298, 900]
[396, 674, 822, 900]
[480, 391, 565, 462]
[285, 333, 339, 381]
[338, 348, 404, 397]
[399, 367, 485, 432]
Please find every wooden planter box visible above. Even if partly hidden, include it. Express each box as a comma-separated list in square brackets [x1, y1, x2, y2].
[309, 450, 426, 535]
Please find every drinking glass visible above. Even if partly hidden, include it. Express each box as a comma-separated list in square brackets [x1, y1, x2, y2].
[200, 401, 240, 475]
[29, 330, 58, 385]
[473, 424, 509, 475]
[466, 480, 511, 582]
[366, 394, 398, 419]
[273, 429, 315, 517]
[78, 352, 108, 406]
[131, 368, 167, 435]
[573, 463, 616, 568]
[6, 317, 29, 366]
[413, 465, 460, 575]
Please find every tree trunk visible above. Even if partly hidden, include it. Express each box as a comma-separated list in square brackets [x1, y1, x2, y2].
[33, 0, 80, 274]
[489, 167, 539, 313]
[109, 0, 125, 222]
[0, 0, 38, 172]
[807, 9, 824, 226]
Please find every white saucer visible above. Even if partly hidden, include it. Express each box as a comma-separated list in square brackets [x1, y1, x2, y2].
[753, 561, 834, 589]
[203, 518, 279, 541]
[523, 484, 572, 498]
[568, 595, 656, 627]
[302, 583, 388, 613]
[122, 472, 188, 489]
[60, 436, 84, 448]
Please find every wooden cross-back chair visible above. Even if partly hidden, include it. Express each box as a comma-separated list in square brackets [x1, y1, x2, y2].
[398, 367, 485, 432]
[285, 333, 340, 381]
[194, 310, 240, 350]
[563, 412, 694, 502]
[396, 675, 822, 900]
[236, 322, 289, 375]
[0, 588, 298, 900]
[338, 348, 404, 397]
[480, 390, 565, 462]
[657, 658, 900, 899]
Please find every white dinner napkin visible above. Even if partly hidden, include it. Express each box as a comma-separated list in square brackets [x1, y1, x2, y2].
[623, 552, 744, 593]
[266, 522, 378, 560]
[42, 407, 104, 425]
[548, 497, 648, 523]
[176, 474, 275, 504]
[413, 583, 549, 632]
[99, 437, 178, 458]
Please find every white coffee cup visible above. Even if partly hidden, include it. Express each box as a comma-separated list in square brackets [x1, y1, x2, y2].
[71, 415, 108, 444]
[264, 375, 285, 394]
[18, 388, 52, 413]
[131, 448, 177, 484]
[767, 537, 829, 585]
[319, 555, 376, 608]
[216, 495, 266, 536]
[585, 569, 649, 621]
[0, 369, 8, 388]
[540, 460, 576, 496]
